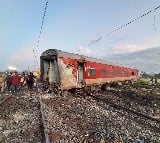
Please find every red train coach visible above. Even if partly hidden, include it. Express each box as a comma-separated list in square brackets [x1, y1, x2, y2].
[40, 49, 138, 91]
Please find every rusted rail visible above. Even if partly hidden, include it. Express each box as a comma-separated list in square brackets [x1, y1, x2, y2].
[89, 94, 160, 122]
[38, 95, 51, 143]
[87, 93, 160, 133]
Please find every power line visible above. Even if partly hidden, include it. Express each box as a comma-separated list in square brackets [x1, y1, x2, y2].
[153, 6, 160, 31]
[88, 5, 160, 46]
[32, 0, 49, 70]
[35, 1, 49, 52]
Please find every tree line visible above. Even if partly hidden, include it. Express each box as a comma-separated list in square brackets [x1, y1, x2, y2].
[141, 72, 160, 78]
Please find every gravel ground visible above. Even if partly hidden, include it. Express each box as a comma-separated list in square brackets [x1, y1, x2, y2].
[0, 83, 160, 143]
[0, 92, 44, 143]
[41, 93, 160, 143]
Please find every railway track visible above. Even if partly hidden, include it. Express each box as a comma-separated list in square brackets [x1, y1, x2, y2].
[86, 92, 160, 133]
[38, 95, 50, 143]
[101, 91, 159, 122]
[1, 85, 160, 143]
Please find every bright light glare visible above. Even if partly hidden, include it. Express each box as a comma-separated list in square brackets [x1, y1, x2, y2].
[8, 66, 17, 70]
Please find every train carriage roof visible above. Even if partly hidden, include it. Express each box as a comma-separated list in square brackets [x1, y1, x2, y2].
[41, 49, 138, 70]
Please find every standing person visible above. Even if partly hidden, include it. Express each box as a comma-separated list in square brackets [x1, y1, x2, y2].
[10, 71, 21, 95]
[25, 73, 30, 89]
[0, 74, 5, 93]
[28, 72, 34, 90]
[155, 78, 157, 84]
[20, 72, 25, 88]
[6, 73, 12, 91]
[150, 77, 154, 83]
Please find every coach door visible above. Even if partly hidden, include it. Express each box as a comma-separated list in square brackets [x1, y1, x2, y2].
[48, 60, 59, 83]
[41, 58, 60, 84]
[78, 62, 84, 83]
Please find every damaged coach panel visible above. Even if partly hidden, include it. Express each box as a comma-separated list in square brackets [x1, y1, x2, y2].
[40, 49, 60, 85]
[40, 49, 86, 91]
[40, 49, 139, 93]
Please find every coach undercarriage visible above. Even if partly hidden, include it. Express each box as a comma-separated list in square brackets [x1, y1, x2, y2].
[43, 79, 133, 98]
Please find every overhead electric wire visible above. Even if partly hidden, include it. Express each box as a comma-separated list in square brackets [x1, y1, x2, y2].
[32, 1, 49, 70]
[88, 5, 160, 46]
[153, 7, 160, 31]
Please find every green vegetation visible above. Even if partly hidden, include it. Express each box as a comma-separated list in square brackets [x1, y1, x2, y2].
[139, 72, 160, 85]
[141, 72, 160, 78]
[136, 77, 160, 85]
[136, 78, 150, 85]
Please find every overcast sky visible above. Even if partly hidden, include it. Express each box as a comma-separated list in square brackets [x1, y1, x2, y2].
[0, 0, 160, 72]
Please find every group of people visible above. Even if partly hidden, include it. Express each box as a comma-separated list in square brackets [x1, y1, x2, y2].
[150, 77, 158, 84]
[5, 71, 36, 95]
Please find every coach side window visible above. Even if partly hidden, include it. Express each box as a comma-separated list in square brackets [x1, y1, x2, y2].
[124, 71, 128, 76]
[116, 70, 120, 76]
[89, 68, 96, 76]
[101, 69, 106, 76]
[132, 72, 135, 75]
[110, 69, 114, 76]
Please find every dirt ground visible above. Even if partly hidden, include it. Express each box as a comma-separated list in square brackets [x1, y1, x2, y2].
[0, 82, 160, 143]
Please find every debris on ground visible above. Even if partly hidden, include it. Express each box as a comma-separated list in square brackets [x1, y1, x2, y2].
[0, 82, 160, 143]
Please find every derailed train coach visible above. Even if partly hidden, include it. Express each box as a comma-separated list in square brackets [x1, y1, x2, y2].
[40, 49, 139, 92]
